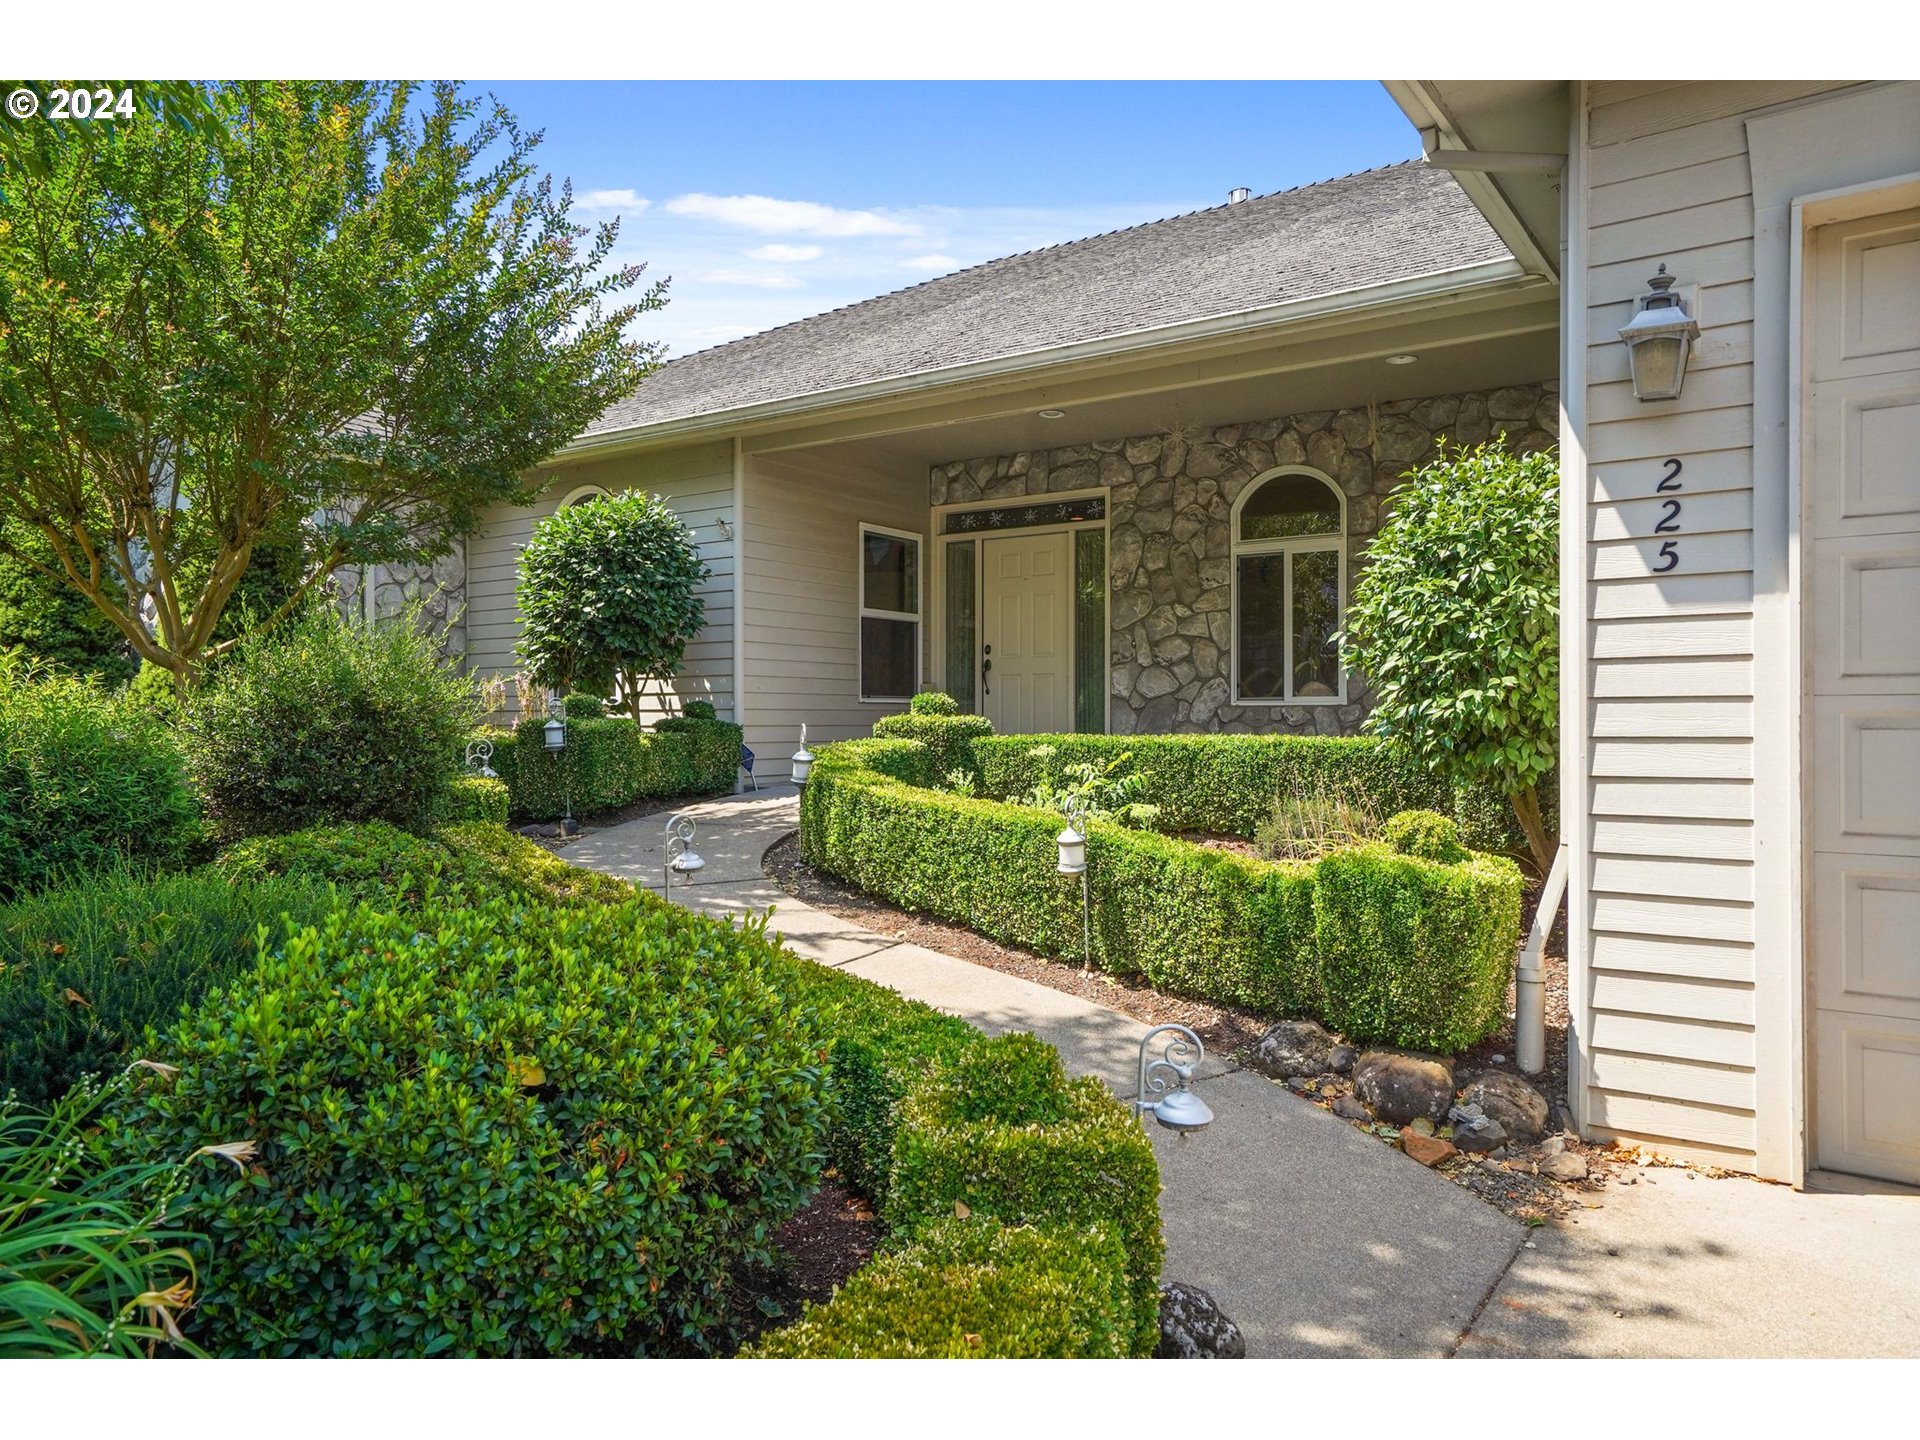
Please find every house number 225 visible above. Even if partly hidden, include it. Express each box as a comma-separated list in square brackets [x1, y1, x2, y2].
[1652, 458, 1682, 572]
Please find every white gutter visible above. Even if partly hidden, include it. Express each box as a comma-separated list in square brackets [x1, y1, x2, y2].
[559, 255, 1536, 460]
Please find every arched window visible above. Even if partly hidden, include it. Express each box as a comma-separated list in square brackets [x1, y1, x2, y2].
[557, 483, 610, 508]
[1231, 468, 1345, 703]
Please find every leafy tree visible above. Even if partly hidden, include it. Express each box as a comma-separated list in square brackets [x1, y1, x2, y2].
[516, 491, 709, 717]
[0, 81, 662, 688]
[1343, 438, 1559, 871]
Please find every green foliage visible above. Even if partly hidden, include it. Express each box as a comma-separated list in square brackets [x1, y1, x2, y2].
[1255, 781, 1384, 861]
[0, 656, 201, 899]
[888, 1033, 1164, 1355]
[562, 692, 607, 720]
[743, 1219, 1134, 1358]
[0, 521, 133, 686]
[0, 80, 659, 684]
[0, 867, 331, 1109]
[802, 739, 1519, 1048]
[1382, 809, 1468, 864]
[1343, 438, 1560, 868]
[681, 699, 718, 720]
[184, 607, 479, 841]
[516, 491, 709, 715]
[1017, 743, 1162, 830]
[436, 775, 511, 826]
[123, 660, 185, 721]
[870, 710, 995, 783]
[434, 821, 639, 908]
[1314, 844, 1522, 1052]
[1, 1076, 206, 1357]
[908, 691, 960, 716]
[107, 893, 827, 1357]
[507, 714, 741, 820]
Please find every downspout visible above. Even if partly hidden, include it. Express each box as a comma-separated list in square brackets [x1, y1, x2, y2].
[1518, 841, 1567, 1076]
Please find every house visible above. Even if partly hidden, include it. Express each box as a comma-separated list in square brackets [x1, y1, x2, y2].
[457, 79, 1920, 1194]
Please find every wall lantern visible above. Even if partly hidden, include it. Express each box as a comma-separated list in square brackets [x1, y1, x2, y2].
[663, 814, 705, 894]
[1135, 1024, 1214, 1136]
[1619, 264, 1700, 402]
[791, 723, 815, 786]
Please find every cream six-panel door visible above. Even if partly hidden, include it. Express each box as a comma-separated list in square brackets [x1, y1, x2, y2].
[982, 532, 1072, 735]
[1807, 204, 1920, 1185]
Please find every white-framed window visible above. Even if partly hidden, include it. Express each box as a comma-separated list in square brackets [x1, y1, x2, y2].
[557, 483, 611, 508]
[858, 522, 921, 702]
[1230, 467, 1346, 704]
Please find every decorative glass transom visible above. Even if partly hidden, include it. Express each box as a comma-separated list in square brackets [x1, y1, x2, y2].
[942, 497, 1106, 534]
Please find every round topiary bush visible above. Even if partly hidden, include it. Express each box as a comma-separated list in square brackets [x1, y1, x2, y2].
[562, 692, 606, 720]
[109, 892, 828, 1357]
[682, 699, 718, 720]
[1382, 809, 1468, 864]
[908, 691, 960, 716]
[0, 656, 201, 898]
[183, 607, 479, 840]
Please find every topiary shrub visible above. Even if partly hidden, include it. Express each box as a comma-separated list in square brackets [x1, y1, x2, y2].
[743, 1219, 1134, 1358]
[871, 710, 994, 783]
[682, 699, 717, 720]
[108, 892, 828, 1357]
[436, 774, 511, 826]
[184, 607, 479, 841]
[1382, 809, 1467, 864]
[887, 1032, 1163, 1356]
[908, 691, 960, 716]
[508, 714, 742, 820]
[0, 867, 332, 1108]
[562, 692, 606, 720]
[0, 656, 202, 899]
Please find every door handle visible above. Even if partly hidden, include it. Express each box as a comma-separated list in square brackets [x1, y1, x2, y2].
[981, 643, 991, 697]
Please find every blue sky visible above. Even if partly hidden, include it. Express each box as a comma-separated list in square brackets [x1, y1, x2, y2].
[481, 81, 1420, 358]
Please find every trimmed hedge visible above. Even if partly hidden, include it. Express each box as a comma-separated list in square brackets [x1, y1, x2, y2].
[743, 1219, 1134, 1358]
[802, 738, 1522, 1051]
[970, 731, 1532, 856]
[108, 890, 828, 1357]
[871, 711, 995, 782]
[437, 775, 510, 825]
[498, 714, 742, 820]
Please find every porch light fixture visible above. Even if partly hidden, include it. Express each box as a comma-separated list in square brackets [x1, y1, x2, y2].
[1619, 264, 1700, 402]
[1036, 408, 1066, 420]
[1384, 353, 1419, 366]
[1135, 1024, 1214, 1136]
[662, 814, 705, 894]
[790, 723, 815, 786]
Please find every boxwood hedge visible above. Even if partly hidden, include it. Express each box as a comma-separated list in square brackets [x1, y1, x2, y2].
[802, 738, 1522, 1052]
[494, 714, 742, 820]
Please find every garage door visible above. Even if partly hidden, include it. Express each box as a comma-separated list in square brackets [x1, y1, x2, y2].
[1807, 204, 1920, 1185]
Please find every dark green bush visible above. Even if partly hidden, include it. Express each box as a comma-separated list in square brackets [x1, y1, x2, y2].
[682, 699, 718, 720]
[184, 607, 478, 841]
[0, 868, 332, 1108]
[436, 774, 510, 826]
[0, 657, 202, 899]
[888, 1032, 1163, 1356]
[562, 692, 606, 720]
[1383, 809, 1468, 864]
[743, 1219, 1134, 1358]
[908, 691, 960, 716]
[507, 714, 741, 820]
[871, 710, 995, 783]
[108, 891, 828, 1357]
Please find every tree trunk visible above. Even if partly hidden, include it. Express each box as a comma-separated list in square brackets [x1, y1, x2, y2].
[1510, 784, 1555, 875]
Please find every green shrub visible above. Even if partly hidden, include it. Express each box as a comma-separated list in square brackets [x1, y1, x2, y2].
[743, 1219, 1134, 1358]
[0, 867, 332, 1108]
[682, 699, 717, 720]
[562, 692, 606, 720]
[888, 1033, 1163, 1356]
[0, 657, 201, 899]
[123, 659, 185, 720]
[908, 691, 960, 716]
[1255, 781, 1385, 861]
[184, 607, 479, 841]
[507, 714, 741, 820]
[435, 820, 638, 907]
[214, 821, 478, 909]
[108, 892, 827, 1357]
[437, 774, 510, 825]
[871, 710, 995, 783]
[1383, 809, 1468, 864]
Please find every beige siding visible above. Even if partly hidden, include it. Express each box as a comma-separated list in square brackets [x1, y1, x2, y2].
[740, 450, 927, 779]
[465, 439, 736, 723]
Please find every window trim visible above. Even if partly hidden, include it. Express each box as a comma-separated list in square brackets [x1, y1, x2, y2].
[857, 521, 923, 704]
[557, 483, 611, 508]
[1229, 466, 1348, 706]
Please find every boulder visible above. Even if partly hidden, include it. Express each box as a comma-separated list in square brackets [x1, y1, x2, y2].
[1541, 1152, 1589, 1182]
[1155, 1282, 1246, 1359]
[1458, 1072, 1550, 1146]
[1400, 1128, 1459, 1167]
[1448, 1102, 1509, 1154]
[1353, 1051, 1456, 1126]
[1248, 1019, 1336, 1080]
[1327, 1043, 1357, 1074]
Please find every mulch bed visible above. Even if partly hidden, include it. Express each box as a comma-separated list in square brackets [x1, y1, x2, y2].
[725, 1176, 880, 1351]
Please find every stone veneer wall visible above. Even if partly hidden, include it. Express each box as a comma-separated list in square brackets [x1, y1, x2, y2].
[331, 544, 468, 664]
[930, 383, 1557, 735]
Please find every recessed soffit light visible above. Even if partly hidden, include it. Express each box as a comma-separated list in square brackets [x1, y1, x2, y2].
[1384, 354, 1419, 366]
[1036, 408, 1066, 419]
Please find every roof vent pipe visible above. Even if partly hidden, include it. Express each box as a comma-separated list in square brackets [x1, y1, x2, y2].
[1228, 187, 1251, 205]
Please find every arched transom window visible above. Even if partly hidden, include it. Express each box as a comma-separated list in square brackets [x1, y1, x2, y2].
[1231, 467, 1345, 703]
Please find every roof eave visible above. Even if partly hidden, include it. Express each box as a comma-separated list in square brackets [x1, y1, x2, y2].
[559, 255, 1536, 462]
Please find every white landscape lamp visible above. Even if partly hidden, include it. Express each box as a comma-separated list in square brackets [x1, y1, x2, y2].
[1135, 1024, 1213, 1137]
[1619, 264, 1700, 402]
[663, 814, 705, 894]
[791, 723, 815, 786]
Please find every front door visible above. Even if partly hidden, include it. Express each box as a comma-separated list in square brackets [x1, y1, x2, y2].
[1807, 203, 1920, 1185]
[983, 532, 1072, 734]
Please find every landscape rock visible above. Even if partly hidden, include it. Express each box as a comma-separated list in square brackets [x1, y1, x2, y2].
[1448, 1102, 1510, 1153]
[1248, 1019, 1336, 1080]
[1353, 1051, 1456, 1127]
[1400, 1128, 1459, 1167]
[1155, 1282, 1246, 1359]
[1332, 1094, 1371, 1121]
[1541, 1152, 1589, 1182]
[1327, 1043, 1357, 1074]
[1458, 1072, 1550, 1145]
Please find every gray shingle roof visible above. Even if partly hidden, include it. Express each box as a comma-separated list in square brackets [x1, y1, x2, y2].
[586, 161, 1510, 438]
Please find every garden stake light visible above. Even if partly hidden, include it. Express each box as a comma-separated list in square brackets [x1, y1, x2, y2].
[790, 723, 815, 786]
[464, 736, 498, 779]
[663, 814, 705, 895]
[543, 695, 576, 835]
[1055, 794, 1092, 973]
[1135, 1024, 1213, 1139]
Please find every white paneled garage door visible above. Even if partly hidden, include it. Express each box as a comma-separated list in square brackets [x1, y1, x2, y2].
[1806, 204, 1920, 1185]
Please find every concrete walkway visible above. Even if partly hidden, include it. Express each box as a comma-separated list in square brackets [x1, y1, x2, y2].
[567, 788, 1920, 1359]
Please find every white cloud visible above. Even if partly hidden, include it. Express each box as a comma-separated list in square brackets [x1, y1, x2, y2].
[901, 253, 961, 272]
[574, 188, 649, 213]
[664, 192, 920, 237]
[748, 243, 825, 262]
[692, 268, 806, 290]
